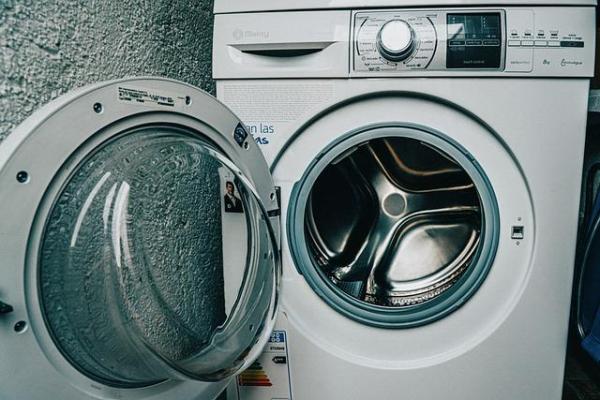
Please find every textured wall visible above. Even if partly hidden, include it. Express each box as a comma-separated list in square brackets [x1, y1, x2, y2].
[0, 0, 215, 142]
[1, 1, 229, 394]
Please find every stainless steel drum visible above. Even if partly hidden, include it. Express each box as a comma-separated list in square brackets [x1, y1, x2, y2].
[288, 125, 498, 328]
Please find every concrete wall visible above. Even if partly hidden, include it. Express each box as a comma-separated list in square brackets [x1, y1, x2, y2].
[0, 3, 229, 395]
[0, 0, 215, 142]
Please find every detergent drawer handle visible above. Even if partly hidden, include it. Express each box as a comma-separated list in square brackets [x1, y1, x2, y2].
[231, 41, 334, 57]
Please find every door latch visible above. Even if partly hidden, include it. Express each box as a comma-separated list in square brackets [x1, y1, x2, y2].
[0, 300, 13, 314]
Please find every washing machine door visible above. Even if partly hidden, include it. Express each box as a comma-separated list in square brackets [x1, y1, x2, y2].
[0, 78, 280, 399]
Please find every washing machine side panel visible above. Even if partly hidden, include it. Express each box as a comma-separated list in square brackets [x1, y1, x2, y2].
[466, 78, 589, 398]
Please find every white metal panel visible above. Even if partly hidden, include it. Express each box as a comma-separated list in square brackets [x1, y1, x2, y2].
[216, 77, 588, 399]
[214, 0, 597, 14]
[213, 11, 350, 79]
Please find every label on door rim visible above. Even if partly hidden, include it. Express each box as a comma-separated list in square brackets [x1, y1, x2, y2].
[117, 86, 187, 109]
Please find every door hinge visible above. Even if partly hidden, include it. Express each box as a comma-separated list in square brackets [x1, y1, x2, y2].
[267, 186, 282, 217]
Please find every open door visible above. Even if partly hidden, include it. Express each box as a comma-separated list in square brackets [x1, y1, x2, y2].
[0, 78, 280, 399]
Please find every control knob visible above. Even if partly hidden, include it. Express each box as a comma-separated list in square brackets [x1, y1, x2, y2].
[377, 19, 416, 62]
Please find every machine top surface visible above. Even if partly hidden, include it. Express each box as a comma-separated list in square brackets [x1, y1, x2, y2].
[214, 0, 597, 14]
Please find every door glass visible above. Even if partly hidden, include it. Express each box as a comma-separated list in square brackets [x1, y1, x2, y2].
[39, 126, 277, 387]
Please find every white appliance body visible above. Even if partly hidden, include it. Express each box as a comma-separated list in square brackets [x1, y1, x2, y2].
[213, 2, 596, 399]
[0, 2, 594, 400]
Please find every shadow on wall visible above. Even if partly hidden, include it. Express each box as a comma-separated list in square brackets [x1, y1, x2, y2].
[0, 0, 215, 142]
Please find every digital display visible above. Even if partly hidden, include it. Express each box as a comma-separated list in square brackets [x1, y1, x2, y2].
[446, 13, 502, 69]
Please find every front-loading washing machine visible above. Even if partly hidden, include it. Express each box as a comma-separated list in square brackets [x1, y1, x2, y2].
[0, 1, 595, 400]
[212, 1, 596, 399]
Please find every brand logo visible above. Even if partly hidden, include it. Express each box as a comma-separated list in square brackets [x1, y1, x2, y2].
[561, 59, 583, 67]
[232, 29, 270, 41]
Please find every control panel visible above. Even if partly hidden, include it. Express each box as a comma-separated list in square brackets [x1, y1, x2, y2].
[354, 10, 505, 72]
[352, 7, 593, 76]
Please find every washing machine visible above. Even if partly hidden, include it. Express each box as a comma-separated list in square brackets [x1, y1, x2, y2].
[212, 1, 596, 399]
[0, 1, 594, 400]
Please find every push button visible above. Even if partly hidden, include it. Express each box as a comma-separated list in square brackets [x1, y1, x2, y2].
[483, 39, 500, 46]
[560, 41, 584, 48]
[521, 40, 534, 47]
[548, 41, 561, 47]
[535, 40, 548, 47]
[511, 226, 525, 240]
[508, 40, 521, 47]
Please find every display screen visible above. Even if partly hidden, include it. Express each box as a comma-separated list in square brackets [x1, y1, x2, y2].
[446, 13, 502, 69]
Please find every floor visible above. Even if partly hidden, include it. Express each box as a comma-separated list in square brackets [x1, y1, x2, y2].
[564, 343, 600, 400]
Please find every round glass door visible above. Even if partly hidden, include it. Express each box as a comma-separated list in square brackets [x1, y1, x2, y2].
[38, 125, 278, 387]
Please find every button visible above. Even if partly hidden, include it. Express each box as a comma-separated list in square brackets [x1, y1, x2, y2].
[511, 226, 524, 240]
[535, 40, 547, 47]
[521, 40, 534, 47]
[466, 39, 482, 46]
[561, 41, 584, 48]
[272, 356, 287, 364]
[508, 40, 521, 47]
[483, 39, 500, 46]
[548, 41, 560, 47]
